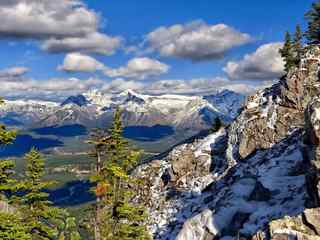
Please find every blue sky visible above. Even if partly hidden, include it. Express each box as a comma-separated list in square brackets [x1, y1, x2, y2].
[0, 0, 315, 100]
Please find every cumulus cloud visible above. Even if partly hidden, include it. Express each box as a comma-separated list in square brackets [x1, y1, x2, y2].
[0, 0, 97, 38]
[224, 42, 285, 80]
[101, 77, 268, 96]
[0, 77, 107, 101]
[58, 54, 169, 80]
[142, 78, 261, 95]
[102, 78, 145, 92]
[104, 57, 170, 79]
[58, 53, 105, 72]
[145, 20, 251, 61]
[0, 74, 271, 101]
[42, 32, 122, 55]
[0, 0, 121, 55]
[0, 66, 29, 78]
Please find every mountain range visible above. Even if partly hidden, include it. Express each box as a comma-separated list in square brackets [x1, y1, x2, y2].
[1, 89, 245, 130]
[0, 89, 245, 155]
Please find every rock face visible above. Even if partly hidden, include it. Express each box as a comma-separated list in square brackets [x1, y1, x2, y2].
[134, 128, 229, 238]
[137, 45, 320, 239]
[260, 208, 320, 240]
[305, 97, 320, 206]
[229, 45, 320, 160]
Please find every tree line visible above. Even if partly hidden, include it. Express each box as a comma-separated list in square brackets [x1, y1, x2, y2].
[280, 1, 320, 73]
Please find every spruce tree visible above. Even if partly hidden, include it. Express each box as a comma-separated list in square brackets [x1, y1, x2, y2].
[87, 129, 111, 240]
[293, 24, 303, 65]
[279, 31, 296, 73]
[0, 99, 16, 146]
[305, 1, 320, 43]
[20, 149, 81, 240]
[0, 98, 30, 239]
[0, 98, 17, 197]
[89, 109, 151, 240]
[0, 212, 32, 240]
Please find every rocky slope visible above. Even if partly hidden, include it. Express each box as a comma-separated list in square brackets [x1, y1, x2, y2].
[135, 45, 320, 240]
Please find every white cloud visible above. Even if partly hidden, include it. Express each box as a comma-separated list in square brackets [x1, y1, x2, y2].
[58, 55, 169, 80]
[104, 57, 170, 80]
[42, 32, 122, 55]
[0, 0, 121, 55]
[0, 66, 29, 78]
[0, 76, 107, 101]
[58, 53, 105, 72]
[142, 78, 257, 95]
[145, 20, 251, 61]
[224, 42, 285, 80]
[102, 78, 145, 92]
[0, 74, 271, 101]
[0, 0, 97, 38]
[101, 78, 267, 96]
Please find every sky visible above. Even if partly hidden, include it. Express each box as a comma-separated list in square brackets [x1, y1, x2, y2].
[0, 0, 315, 101]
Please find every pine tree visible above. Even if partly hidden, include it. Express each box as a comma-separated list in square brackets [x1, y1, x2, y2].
[293, 24, 303, 65]
[0, 98, 30, 239]
[87, 129, 111, 240]
[305, 1, 320, 43]
[0, 98, 17, 197]
[20, 149, 81, 240]
[0, 99, 16, 146]
[89, 109, 151, 240]
[279, 31, 296, 73]
[0, 212, 32, 240]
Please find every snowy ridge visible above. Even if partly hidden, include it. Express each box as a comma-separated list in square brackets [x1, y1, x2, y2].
[0, 89, 245, 130]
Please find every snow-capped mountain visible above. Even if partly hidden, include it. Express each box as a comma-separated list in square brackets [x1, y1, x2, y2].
[0, 100, 58, 126]
[61, 95, 89, 107]
[0, 89, 245, 132]
[204, 89, 245, 119]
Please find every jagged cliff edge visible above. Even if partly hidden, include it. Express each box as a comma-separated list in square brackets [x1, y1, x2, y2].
[134, 45, 320, 240]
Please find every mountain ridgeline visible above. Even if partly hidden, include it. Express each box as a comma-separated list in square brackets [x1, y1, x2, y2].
[0, 89, 245, 156]
[0, 89, 245, 130]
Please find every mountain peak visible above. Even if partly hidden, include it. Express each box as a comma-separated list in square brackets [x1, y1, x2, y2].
[116, 89, 146, 105]
[61, 94, 89, 107]
[119, 89, 140, 97]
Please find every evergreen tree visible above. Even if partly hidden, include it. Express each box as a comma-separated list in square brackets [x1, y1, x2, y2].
[89, 109, 151, 240]
[87, 129, 111, 240]
[0, 212, 32, 240]
[293, 24, 303, 65]
[305, 1, 320, 43]
[0, 98, 17, 197]
[0, 98, 30, 239]
[20, 149, 81, 240]
[279, 31, 296, 73]
[0, 99, 16, 146]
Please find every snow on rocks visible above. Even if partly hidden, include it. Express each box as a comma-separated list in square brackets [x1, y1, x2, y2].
[133, 128, 228, 238]
[176, 130, 307, 240]
[137, 43, 320, 240]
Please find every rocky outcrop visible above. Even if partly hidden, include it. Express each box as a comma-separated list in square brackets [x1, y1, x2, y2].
[305, 97, 320, 206]
[252, 208, 320, 240]
[176, 130, 307, 240]
[136, 45, 320, 240]
[229, 45, 320, 160]
[134, 128, 228, 238]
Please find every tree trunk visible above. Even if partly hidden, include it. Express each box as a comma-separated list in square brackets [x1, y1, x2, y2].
[95, 149, 102, 240]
